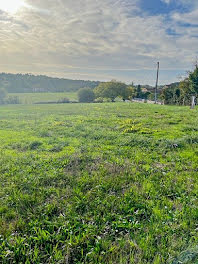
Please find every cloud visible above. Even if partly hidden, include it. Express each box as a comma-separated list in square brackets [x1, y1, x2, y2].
[172, 9, 198, 25]
[0, 0, 197, 84]
[161, 0, 171, 4]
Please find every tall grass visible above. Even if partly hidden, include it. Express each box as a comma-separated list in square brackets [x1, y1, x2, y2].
[0, 103, 198, 263]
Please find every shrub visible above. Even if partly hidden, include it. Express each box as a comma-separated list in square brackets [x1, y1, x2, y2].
[6, 96, 20, 104]
[57, 97, 70, 103]
[103, 98, 112, 102]
[78, 88, 95, 103]
[94, 97, 104, 103]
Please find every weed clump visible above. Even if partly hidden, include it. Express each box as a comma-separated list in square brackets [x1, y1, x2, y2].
[29, 141, 43, 150]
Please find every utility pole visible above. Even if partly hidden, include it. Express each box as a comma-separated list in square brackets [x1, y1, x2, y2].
[155, 62, 159, 104]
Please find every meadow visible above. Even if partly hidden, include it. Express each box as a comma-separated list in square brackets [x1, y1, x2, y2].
[10, 92, 77, 104]
[0, 102, 198, 263]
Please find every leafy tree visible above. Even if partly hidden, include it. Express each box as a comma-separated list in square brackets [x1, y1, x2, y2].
[161, 83, 181, 105]
[136, 85, 142, 98]
[161, 86, 173, 105]
[127, 86, 136, 99]
[142, 91, 151, 100]
[189, 65, 198, 95]
[0, 88, 7, 104]
[94, 82, 118, 102]
[120, 86, 135, 101]
[95, 81, 129, 102]
[78, 88, 95, 103]
[178, 78, 191, 105]
[161, 65, 198, 106]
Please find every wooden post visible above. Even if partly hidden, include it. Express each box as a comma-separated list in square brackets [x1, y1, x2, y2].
[191, 96, 196, 109]
[155, 62, 159, 104]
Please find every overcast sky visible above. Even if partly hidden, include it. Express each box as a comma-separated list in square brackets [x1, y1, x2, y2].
[0, 0, 198, 85]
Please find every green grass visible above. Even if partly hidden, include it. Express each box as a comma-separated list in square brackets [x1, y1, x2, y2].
[10, 92, 77, 104]
[0, 102, 198, 263]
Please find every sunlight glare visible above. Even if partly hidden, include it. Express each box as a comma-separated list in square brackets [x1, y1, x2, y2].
[0, 0, 26, 14]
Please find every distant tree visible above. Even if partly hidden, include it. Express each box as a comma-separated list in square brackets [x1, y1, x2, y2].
[124, 86, 136, 100]
[136, 85, 142, 98]
[94, 81, 129, 102]
[0, 88, 7, 104]
[78, 88, 95, 103]
[189, 65, 198, 95]
[142, 91, 151, 100]
[178, 78, 191, 105]
[161, 86, 174, 105]
[159, 64, 198, 106]
[119, 85, 136, 101]
[161, 83, 181, 105]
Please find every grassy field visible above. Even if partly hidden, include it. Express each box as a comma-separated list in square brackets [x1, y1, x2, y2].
[10, 92, 77, 104]
[0, 102, 198, 263]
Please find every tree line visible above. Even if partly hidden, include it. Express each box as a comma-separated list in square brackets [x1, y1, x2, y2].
[0, 73, 99, 93]
[161, 65, 198, 105]
[78, 81, 151, 103]
[1, 66, 198, 106]
[79, 65, 198, 105]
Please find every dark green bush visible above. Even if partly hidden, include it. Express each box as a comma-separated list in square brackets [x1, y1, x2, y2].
[78, 88, 95, 103]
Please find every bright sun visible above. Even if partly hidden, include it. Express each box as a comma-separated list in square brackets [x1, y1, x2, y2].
[0, 0, 25, 14]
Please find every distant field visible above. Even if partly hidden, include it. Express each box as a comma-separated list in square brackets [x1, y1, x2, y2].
[0, 103, 198, 263]
[10, 92, 78, 104]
